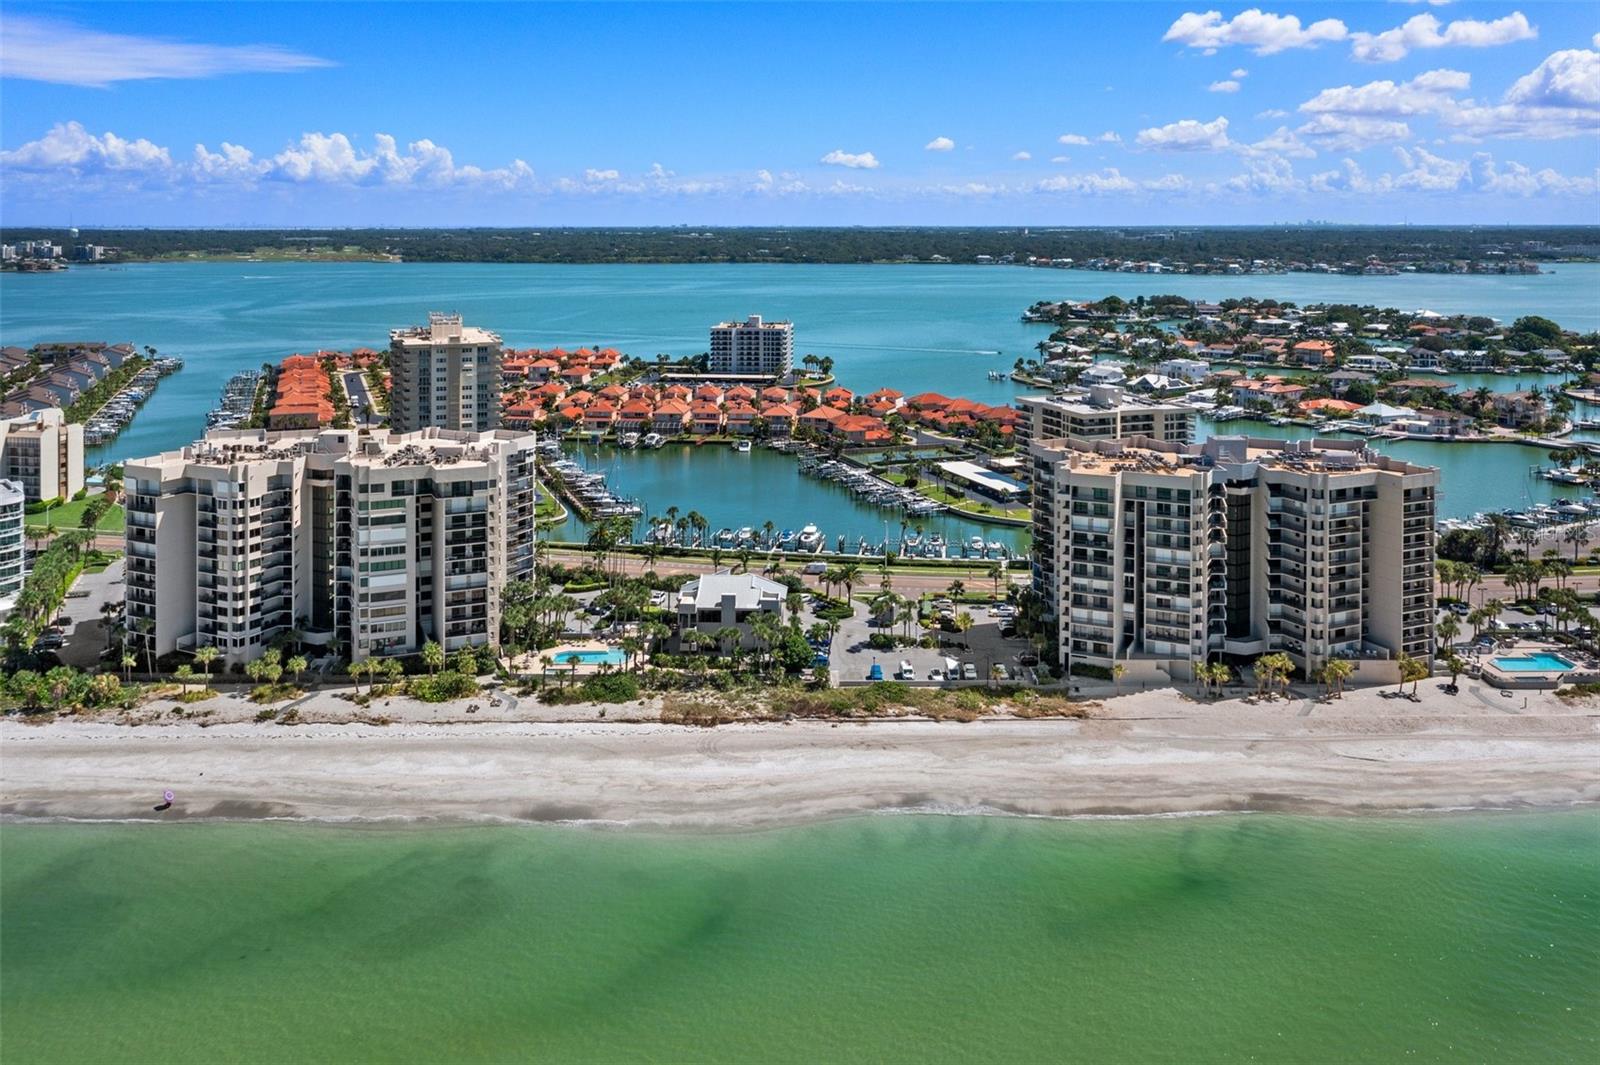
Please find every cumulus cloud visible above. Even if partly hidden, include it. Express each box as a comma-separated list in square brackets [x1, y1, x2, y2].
[583, 168, 621, 182]
[2, 123, 535, 190]
[1349, 11, 1536, 63]
[1295, 114, 1413, 151]
[924, 136, 955, 151]
[1163, 10, 1348, 55]
[1057, 133, 1091, 145]
[1011, 151, 1032, 161]
[0, 14, 334, 87]
[1036, 168, 1138, 194]
[1050, 155, 1071, 163]
[1256, 108, 1290, 119]
[1302, 51, 1600, 140]
[819, 149, 880, 169]
[0, 120, 172, 172]
[1231, 68, 1249, 78]
[1209, 79, 1241, 93]
[1135, 115, 1233, 151]
[1098, 131, 1123, 143]
[1300, 68, 1470, 117]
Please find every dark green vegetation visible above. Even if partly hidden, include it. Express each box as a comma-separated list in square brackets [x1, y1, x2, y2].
[3, 225, 1594, 265]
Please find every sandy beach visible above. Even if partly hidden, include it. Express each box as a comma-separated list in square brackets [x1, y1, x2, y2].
[4, 681, 1597, 827]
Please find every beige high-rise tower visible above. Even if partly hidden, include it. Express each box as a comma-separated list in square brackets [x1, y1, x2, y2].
[388, 313, 503, 432]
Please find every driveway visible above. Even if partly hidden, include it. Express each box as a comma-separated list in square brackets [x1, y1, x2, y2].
[55, 560, 124, 669]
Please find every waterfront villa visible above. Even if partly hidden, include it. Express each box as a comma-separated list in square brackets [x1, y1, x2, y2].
[674, 572, 787, 651]
[1292, 339, 1336, 366]
[653, 399, 691, 434]
[1491, 391, 1548, 429]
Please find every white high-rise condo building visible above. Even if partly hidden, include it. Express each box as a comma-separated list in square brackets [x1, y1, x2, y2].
[709, 315, 793, 378]
[388, 313, 503, 433]
[0, 479, 26, 609]
[1030, 434, 1436, 685]
[1014, 387, 1195, 456]
[124, 427, 538, 666]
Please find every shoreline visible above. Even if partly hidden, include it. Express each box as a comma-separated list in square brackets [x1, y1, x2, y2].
[7, 684, 1597, 829]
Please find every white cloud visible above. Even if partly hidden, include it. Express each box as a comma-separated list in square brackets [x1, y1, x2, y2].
[1209, 79, 1241, 93]
[1, 123, 535, 190]
[1472, 155, 1597, 196]
[1220, 153, 1304, 194]
[1057, 133, 1091, 145]
[1011, 151, 1032, 161]
[1303, 51, 1600, 141]
[1256, 108, 1289, 119]
[584, 168, 621, 182]
[0, 14, 333, 87]
[1350, 11, 1536, 63]
[1231, 68, 1249, 78]
[1295, 114, 1412, 150]
[1050, 155, 1072, 163]
[1163, 10, 1348, 55]
[1098, 131, 1123, 143]
[0, 120, 172, 172]
[924, 136, 955, 151]
[1036, 168, 1138, 194]
[1245, 126, 1317, 158]
[1135, 116, 1233, 151]
[820, 149, 880, 169]
[1300, 68, 1469, 117]
[1143, 173, 1193, 191]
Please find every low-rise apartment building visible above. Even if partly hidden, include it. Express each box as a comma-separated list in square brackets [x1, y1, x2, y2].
[1030, 435, 1436, 684]
[0, 408, 84, 503]
[124, 426, 537, 666]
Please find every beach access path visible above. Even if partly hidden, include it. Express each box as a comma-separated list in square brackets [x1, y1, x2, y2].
[4, 679, 1596, 827]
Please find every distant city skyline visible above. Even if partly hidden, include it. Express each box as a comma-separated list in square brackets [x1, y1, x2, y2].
[1, 2, 1596, 226]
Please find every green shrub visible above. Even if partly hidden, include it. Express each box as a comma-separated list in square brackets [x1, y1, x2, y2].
[1070, 663, 1113, 681]
[409, 670, 478, 703]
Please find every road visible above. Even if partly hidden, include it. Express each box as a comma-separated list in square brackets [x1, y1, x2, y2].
[542, 547, 1022, 598]
[343, 370, 381, 426]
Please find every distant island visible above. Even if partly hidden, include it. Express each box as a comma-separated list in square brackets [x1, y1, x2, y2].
[2, 225, 1597, 270]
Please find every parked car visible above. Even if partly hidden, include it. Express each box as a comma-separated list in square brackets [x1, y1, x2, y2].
[961, 662, 978, 680]
[896, 661, 916, 680]
[928, 668, 947, 682]
[1018, 652, 1039, 667]
[993, 663, 1011, 681]
[802, 561, 828, 575]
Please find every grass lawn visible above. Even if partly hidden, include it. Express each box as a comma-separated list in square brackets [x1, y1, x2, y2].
[25, 497, 125, 533]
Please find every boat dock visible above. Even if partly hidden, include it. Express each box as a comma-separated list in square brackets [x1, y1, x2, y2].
[83, 356, 183, 446]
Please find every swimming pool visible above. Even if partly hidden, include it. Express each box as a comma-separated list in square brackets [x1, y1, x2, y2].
[1492, 652, 1576, 672]
[554, 649, 626, 666]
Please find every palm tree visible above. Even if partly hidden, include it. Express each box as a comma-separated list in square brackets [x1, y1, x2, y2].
[1436, 613, 1460, 651]
[120, 652, 137, 684]
[1111, 661, 1126, 695]
[837, 562, 862, 602]
[194, 644, 220, 693]
[174, 664, 194, 698]
[287, 654, 308, 689]
[987, 561, 1006, 600]
[954, 610, 974, 649]
[421, 640, 444, 677]
[946, 579, 965, 602]
[1563, 522, 1592, 562]
[1324, 658, 1354, 700]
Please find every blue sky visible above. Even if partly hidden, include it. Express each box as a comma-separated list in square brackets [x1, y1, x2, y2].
[1, 1, 1596, 225]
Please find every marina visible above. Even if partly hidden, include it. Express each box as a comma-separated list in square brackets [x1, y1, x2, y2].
[81, 356, 183, 446]
[203, 370, 262, 432]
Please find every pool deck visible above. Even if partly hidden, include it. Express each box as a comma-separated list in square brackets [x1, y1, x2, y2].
[504, 641, 623, 678]
[1478, 644, 1598, 689]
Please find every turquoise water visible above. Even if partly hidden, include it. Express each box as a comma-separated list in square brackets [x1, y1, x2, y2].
[1494, 652, 1577, 672]
[1, 262, 1595, 530]
[2, 813, 1596, 1063]
[556, 649, 626, 666]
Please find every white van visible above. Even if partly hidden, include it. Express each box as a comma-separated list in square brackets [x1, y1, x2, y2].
[802, 561, 828, 575]
[896, 661, 915, 680]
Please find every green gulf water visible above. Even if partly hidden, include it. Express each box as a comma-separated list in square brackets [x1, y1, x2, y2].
[3, 813, 1597, 1064]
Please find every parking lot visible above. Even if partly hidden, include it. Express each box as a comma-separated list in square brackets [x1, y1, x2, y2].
[53, 559, 124, 669]
[820, 597, 1042, 685]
